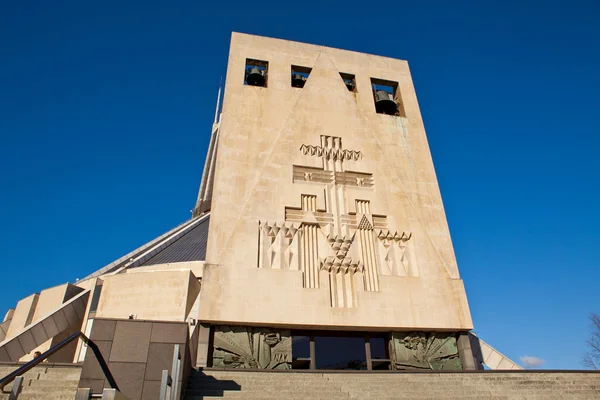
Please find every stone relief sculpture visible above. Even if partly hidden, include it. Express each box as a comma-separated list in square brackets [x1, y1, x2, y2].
[212, 326, 292, 369]
[257, 221, 300, 270]
[377, 230, 416, 277]
[299, 139, 363, 161]
[257, 135, 418, 308]
[322, 232, 363, 307]
[391, 332, 462, 370]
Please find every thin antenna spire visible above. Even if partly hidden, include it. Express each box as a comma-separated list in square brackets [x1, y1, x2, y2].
[213, 77, 223, 125]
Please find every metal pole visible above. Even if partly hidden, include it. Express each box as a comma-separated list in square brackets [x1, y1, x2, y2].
[213, 79, 222, 125]
[75, 388, 92, 400]
[102, 388, 129, 400]
[170, 344, 180, 400]
[8, 376, 23, 400]
[309, 336, 316, 370]
[364, 337, 373, 371]
[159, 370, 171, 400]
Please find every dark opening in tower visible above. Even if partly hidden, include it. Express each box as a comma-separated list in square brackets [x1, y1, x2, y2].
[245, 59, 268, 87]
[371, 78, 404, 116]
[340, 72, 356, 92]
[291, 65, 312, 88]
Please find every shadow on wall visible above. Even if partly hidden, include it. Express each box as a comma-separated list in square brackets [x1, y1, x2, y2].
[185, 370, 242, 398]
[469, 333, 485, 370]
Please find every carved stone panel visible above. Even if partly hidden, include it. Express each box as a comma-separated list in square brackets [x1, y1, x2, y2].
[391, 332, 462, 371]
[377, 230, 416, 277]
[258, 221, 300, 270]
[256, 135, 419, 308]
[212, 326, 292, 369]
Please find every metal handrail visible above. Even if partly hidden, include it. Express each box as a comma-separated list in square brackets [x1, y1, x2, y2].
[0, 331, 119, 392]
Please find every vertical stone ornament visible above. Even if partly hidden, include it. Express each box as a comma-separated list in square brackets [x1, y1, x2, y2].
[212, 326, 292, 369]
[377, 230, 415, 276]
[321, 233, 363, 307]
[258, 221, 300, 270]
[301, 224, 320, 288]
[355, 200, 380, 292]
[391, 332, 462, 370]
[300, 195, 321, 288]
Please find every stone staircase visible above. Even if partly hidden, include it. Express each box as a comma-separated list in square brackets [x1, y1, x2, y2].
[0, 364, 81, 400]
[184, 369, 600, 400]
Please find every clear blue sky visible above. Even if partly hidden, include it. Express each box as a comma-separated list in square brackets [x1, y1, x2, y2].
[1, 1, 599, 369]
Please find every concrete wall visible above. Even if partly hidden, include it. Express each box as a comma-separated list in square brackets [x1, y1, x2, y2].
[201, 266, 471, 330]
[5, 294, 39, 338]
[0, 311, 13, 342]
[96, 270, 200, 322]
[78, 318, 192, 400]
[200, 33, 473, 331]
[21, 283, 84, 362]
[125, 261, 204, 278]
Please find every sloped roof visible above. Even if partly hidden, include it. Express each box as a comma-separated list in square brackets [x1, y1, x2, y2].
[80, 213, 210, 281]
[137, 215, 209, 266]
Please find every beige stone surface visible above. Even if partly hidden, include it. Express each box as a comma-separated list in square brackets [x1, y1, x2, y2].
[125, 261, 204, 278]
[96, 270, 200, 322]
[0, 289, 89, 362]
[30, 283, 83, 324]
[19, 283, 84, 361]
[74, 278, 101, 363]
[75, 278, 97, 291]
[200, 265, 471, 330]
[199, 33, 473, 331]
[5, 293, 38, 338]
[3, 309, 14, 322]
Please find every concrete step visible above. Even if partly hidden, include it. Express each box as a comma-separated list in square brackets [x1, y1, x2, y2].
[185, 371, 600, 400]
[336, 382, 598, 389]
[186, 397, 511, 400]
[24, 380, 79, 390]
[16, 393, 77, 400]
[328, 375, 600, 381]
[185, 396, 351, 400]
[37, 369, 81, 380]
[346, 398, 510, 400]
[196, 373, 329, 379]
[0, 365, 81, 400]
[187, 386, 343, 395]
[187, 385, 345, 392]
[188, 381, 338, 389]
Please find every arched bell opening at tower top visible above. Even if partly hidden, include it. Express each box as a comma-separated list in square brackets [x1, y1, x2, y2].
[370, 77, 404, 117]
[245, 58, 269, 87]
[291, 65, 312, 88]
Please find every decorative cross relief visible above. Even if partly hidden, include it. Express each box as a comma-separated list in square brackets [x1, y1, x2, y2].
[257, 135, 417, 308]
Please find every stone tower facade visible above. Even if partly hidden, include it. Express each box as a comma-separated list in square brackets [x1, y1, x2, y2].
[197, 33, 474, 369]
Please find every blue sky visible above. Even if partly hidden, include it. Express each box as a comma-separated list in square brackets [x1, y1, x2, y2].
[1, 1, 599, 369]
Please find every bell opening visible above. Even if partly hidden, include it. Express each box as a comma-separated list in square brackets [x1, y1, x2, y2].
[374, 92, 399, 115]
[245, 58, 269, 88]
[292, 73, 306, 88]
[291, 65, 312, 88]
[371, 78, 402, 116]
[340, 73, 356, 92]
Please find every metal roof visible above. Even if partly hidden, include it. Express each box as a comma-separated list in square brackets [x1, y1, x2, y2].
[137, 215, 210, 266]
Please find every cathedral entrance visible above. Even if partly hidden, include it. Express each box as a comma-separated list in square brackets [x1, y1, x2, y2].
[291, 331, 391, 370]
